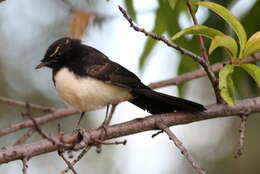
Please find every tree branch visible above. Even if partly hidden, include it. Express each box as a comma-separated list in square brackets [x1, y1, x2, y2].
[0, 96, 57, 112]
[118, 5, 204, 64]
[235, 114, 248, 158]
[0, 97, 259, 164]
[22, 157, 29, 174]
[14, 128, 35, 145]
[186, 0, 223, 104]
[0, 108, 79, 136]
[58, 150, 78, 174]
[187, 0, 209, 61]
[61, 146, 91, 174]
[156, 122, 206, 174]
[149, 53, 260, 89]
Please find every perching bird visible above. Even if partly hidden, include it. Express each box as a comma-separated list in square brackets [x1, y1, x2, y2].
[36, 37, 205, 116]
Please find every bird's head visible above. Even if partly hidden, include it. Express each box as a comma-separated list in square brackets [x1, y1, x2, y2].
[36, 37, 81, 69]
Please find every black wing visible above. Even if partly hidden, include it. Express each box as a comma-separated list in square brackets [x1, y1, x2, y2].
[81, 45, 149, 90]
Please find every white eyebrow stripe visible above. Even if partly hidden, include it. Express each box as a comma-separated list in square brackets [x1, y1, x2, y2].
[50, 46, 61, 57]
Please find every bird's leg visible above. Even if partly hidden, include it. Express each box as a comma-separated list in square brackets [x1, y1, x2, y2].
[105, 104, 117, 126]
[100, 104, 117, 130]
[98, 105, 110, 137]
[102, 105, 110, 127]
[97, 104, 116, 138]
[96, 104, 118, 153]
[95, 105, 109, 153]
[75, 111, 85, 129]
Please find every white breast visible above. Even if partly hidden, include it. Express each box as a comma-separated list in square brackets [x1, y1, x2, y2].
[54, 68, 133, 111]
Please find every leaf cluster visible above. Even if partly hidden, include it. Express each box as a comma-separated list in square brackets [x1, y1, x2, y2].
[124, 0, 260, 105]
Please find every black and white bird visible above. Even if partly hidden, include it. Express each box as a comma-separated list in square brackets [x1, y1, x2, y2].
[36, 37, 205, 116]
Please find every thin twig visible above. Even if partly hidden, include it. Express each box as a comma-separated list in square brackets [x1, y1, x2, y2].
[23, 103, 57, 146]
[186, 0, 223, 104]
[61, 146, 91, 174]
[0, 108, 79, 136]
[58, 150, 78, 174]
[151, 130, 163, 138]
[23, 103, 70, 148]
[201, 61, 224, 104]
[156, 122, 206, 174]
[187, 0, 209, 61]
[235, 114, 248, 158]
[92, 137, 127, 146]
[14, 128, 35, 145]
[57, 124, 80, 174]
[22, 157, 29, 174]
[118, 6, 204, 64]
[0, 96, 57, 112]
[148, 54, 260, 89]
[75, 111, 85, 129]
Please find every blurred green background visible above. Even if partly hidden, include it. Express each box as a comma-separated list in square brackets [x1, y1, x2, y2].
[0, 0, 259, 173]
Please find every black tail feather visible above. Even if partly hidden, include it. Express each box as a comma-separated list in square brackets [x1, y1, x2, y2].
[130, 88, 206, 114]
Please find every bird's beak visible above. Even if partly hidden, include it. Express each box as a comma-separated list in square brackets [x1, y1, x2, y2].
[35, 61, 49, 69]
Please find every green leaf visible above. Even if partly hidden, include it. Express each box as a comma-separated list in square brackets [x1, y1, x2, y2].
[124, 0, 136, 21]
[243, 31, 260, 57]
[171, 25, 224, 40]
[227, 76, 235, 99]
[168, 0, 178, 9]
[209, 35, 238, 58]
[240, 64, 260, 87]
[219, 64, 235, 106]
[196, 1, 247, 57]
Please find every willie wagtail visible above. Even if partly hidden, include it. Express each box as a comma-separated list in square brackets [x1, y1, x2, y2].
[36, 37, 205, 114]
